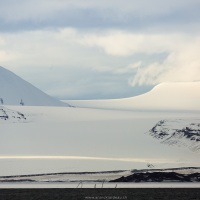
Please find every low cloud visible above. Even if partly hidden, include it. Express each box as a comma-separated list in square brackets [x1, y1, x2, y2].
[79, 31, 172, 56]
[1, 28, 200, 98]
[129, 38, 200, 86]
[79, 30, 200, 85]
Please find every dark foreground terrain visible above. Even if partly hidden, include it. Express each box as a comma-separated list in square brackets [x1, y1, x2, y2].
[110, 172, 200, 182]
[0, 189, 200, 200]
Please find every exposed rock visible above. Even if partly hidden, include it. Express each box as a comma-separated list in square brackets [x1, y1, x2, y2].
[0, 106, 27, 123]
[147, 119, 200, 152]
[110, 172, 200, 182]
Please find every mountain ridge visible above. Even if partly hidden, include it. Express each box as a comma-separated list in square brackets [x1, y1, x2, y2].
[0, 66, 70, 107]
[65, 82, 200, 111]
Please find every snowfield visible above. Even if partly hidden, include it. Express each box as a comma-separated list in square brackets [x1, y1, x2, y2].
[0, 105, 200, 177]
[0, 66, 200, 183]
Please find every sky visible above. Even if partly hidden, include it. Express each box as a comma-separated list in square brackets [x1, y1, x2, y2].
[0, 0, 200, 100]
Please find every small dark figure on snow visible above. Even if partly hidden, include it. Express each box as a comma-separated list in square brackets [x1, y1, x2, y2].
[0, 98, 3, 105]
[20, 99, 24, 106]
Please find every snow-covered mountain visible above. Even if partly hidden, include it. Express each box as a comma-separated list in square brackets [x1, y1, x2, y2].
[0, 66, 70, 107]
[147, 119, 200, 152]
[66, 82, 200, 111]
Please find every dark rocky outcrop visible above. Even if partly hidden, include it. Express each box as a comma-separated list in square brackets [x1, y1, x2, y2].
[110, 172, 200, 182]
[147, 119, 200, 151]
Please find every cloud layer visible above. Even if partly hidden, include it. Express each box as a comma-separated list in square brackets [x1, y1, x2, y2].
[0, 0, 199, 99]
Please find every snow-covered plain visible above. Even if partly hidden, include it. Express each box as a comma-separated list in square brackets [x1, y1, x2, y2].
[0, 105, 200, 177]
[0, 68, 200, 183]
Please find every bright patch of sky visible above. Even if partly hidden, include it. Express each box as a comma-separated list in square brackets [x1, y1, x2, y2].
[0, 0, 200, 99]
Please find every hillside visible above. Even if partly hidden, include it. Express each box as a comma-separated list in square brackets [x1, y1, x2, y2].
[0, 66, 70, 107]
[65, 82, 200, 111]
[147, 118, 200, 152]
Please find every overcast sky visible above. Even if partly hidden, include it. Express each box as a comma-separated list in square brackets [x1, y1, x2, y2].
[0, 0, 200, 99]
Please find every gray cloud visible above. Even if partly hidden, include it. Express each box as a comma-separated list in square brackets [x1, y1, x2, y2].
[15, 66, 153, 100]
[0, 0, 200, 32]
[0, 0, 200, 99]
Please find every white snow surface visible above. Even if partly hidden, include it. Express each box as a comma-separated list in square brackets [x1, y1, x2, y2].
[0, 66, 70, 107]
[0, 170, 133, 183]
[0, 105, 200, 176]
[65, 82, 200, 111]
[0, 79, 200, 177]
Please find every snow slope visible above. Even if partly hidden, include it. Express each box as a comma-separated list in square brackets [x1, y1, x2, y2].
[0, 66, 70, 107]
[147, 119, 200, 152]
[65, 82, 200, 111]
